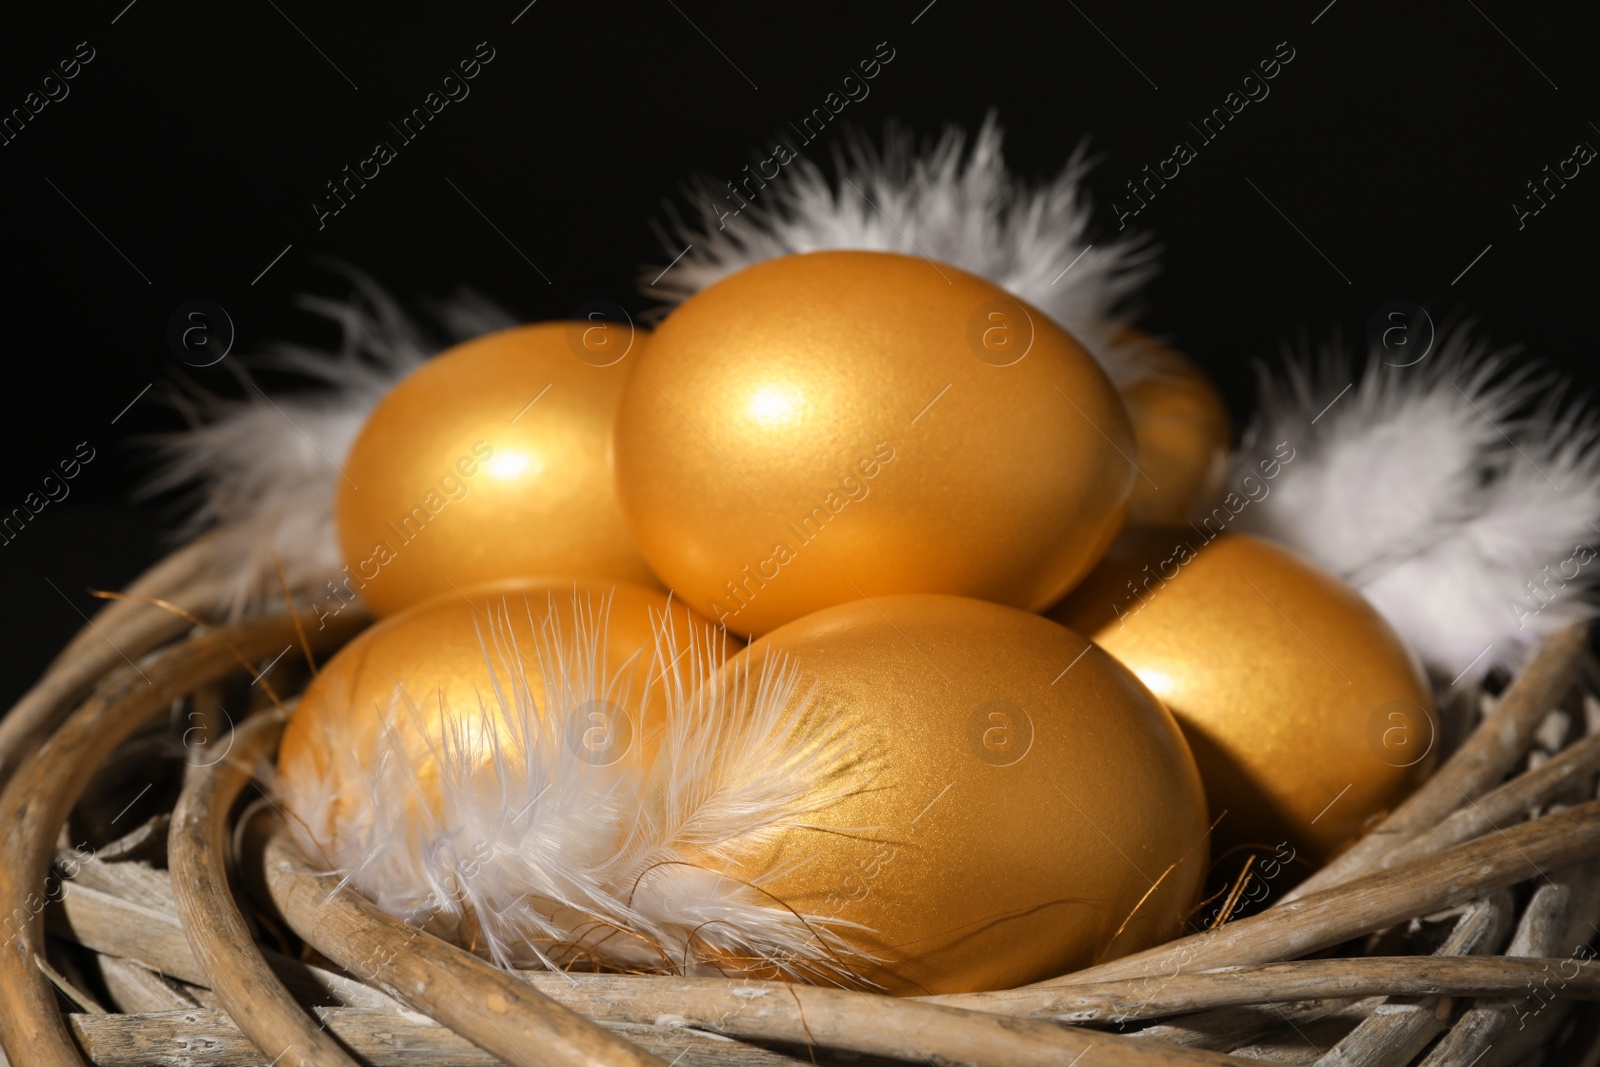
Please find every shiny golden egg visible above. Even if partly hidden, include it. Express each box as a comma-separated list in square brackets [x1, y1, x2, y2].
[1050, 531, 1436, 865]
[709, 594, 1209, 994]
[1116, 332, 1233, 526]
[277, 578, 735, 835]
[336, 323, 659, 617]
[612, 250, 1137, 637]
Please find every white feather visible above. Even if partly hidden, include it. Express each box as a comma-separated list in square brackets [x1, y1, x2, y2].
[645, 114, 1161, 386]
[275, 588, 878, 984]
[1234, 329, 1600, 683]
[145, 274, 515, 617]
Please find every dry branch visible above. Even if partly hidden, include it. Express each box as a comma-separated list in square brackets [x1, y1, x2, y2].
[0, 612, 363, 1067]
[254, 819, 668, 1067]
[255, 818, 1282, 1067]
[170, 708, 363, 1067]
[67, 1008, 846, 1067]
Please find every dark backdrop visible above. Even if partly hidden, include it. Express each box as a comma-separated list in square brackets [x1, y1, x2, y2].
[3, 0, 1597, 706]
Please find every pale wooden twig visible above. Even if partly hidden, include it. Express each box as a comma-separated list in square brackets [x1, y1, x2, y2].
[60, 836, 1600, 1034]
[1419, 857, 1600, 1067]
[497, 968, 1277, 1067]
[1479, 997, 1575, 1067]
[512, 979, 1286, 1067]
[52, 877, 411, 1011]
[254, 819, 668, 1067]
[929, 953, 1600, 1023]
[170, 707, 363, 1067]
[51, 881, 203, 986]
[1285, 625, 1589, 902]
[1127, 1004, 1306, 1053]
[181, 681, 227, 788]
[0, 612, 364, 1067]
[60, 847, 177, 913]
[35, 954, 105, 1015]
[256, 819, 1277, 1067]
[1311, 890, 1514, 1066]
[89, 814, 170, 864]
[1227, 1001, 1387, 1066]
[1418, 1008, 1498, 1067]
[987, 799, 1600, 991]
[69, 881, 1600, 1037]
[94, 957, 201, 1014]
[1133, 999, 1395, 1063]
[67, 1009, 827, 1067]
[1388, 730, 1600, 869]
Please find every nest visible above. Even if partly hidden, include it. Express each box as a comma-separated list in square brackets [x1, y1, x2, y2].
[3, 536, 1599, 1067]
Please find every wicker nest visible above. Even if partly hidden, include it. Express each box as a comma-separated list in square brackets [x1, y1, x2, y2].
[3, 536, 1599, 1067]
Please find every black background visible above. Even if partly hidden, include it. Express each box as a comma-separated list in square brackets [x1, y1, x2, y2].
[2, 0, 1597, 706]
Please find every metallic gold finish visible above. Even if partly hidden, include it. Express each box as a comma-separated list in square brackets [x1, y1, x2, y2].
[1117, 332, 1233, 526]
[612, 251, 1136, 637]
[278, 579, 735, 819]
[1050, 531, 1436, 865]
[337, 323, 658, 618]
[718, 594, 1210, 994]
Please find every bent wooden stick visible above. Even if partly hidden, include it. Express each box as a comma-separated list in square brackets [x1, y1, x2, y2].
[255, 820, 667, 1067]
[170, 708, 363, 1067]
[1385, 730, 1600, 869]
[1308, 890, 1512, 1066]
[937, 952, 1600, 1022]
[69, 1008, 856, 1067]
[257, 820, 1271, 1067]
[0, 612, 363, 1067]
[1418, 856, 1600, 1067]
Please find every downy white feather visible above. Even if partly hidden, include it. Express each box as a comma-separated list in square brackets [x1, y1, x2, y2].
[645, 114, 1161, 386]
[146, 275, 515, 617]
[276, 588, 878, 984]
[1233, 328, 1600, 684]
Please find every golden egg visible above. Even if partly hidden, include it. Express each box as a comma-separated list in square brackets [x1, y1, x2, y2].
[709, 594, 1209, 994]
[612, 250, 1136, 637]
[1050, 531, 1436, 865]
[278, 578, 736, 836]
[336, 322, 659, 617]
[1116, 332, 1232, 526]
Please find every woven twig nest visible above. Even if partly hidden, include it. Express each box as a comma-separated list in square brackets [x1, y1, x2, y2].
[2, 536, 1598, 1067]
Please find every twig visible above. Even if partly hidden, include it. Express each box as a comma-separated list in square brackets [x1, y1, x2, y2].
[0, 612, 363, 1067]
[170, 708, 363, 1067]
[253, 820, 667, 1067]
[1311, 890, 1513, 1065]
[254, 818, 1272, 1067]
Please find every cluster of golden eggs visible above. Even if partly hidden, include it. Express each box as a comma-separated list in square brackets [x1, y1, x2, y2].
[279, 250, 1436, 994]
